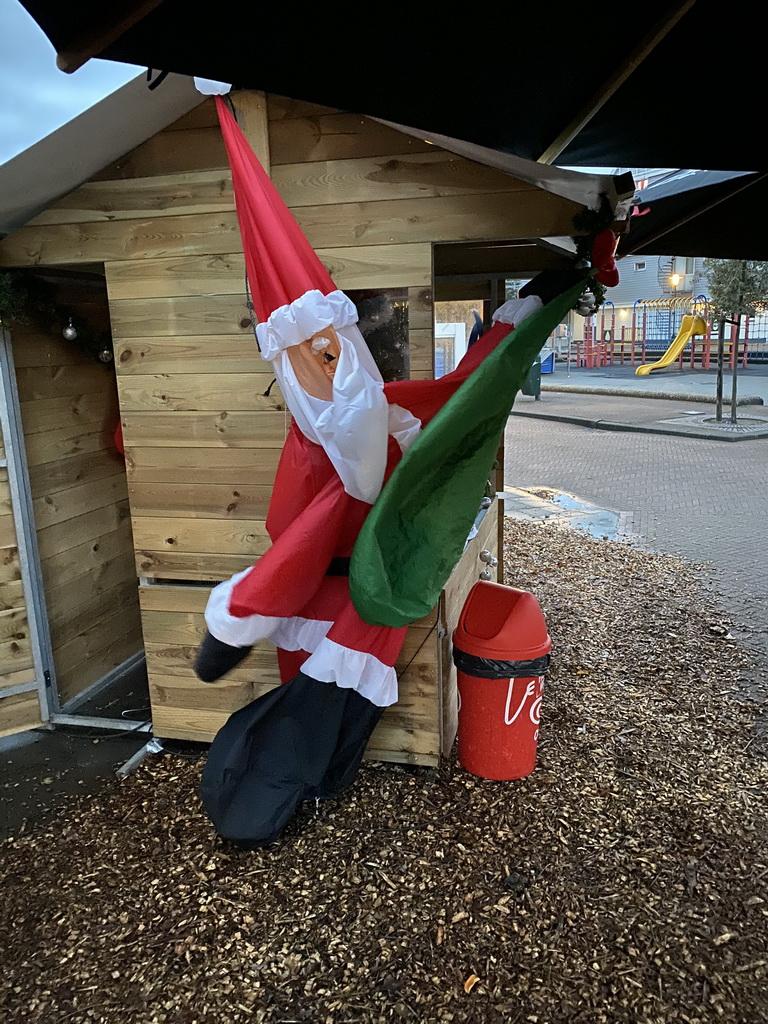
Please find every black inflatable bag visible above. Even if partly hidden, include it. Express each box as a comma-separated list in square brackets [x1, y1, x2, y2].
[200, 672, 383, 849]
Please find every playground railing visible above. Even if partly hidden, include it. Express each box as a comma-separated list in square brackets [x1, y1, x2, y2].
[569, 300, 766, 370]
[566, 333, 754, 370]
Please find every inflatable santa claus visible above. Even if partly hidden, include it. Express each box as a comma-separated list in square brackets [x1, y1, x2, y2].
[195, 97, 598, 848]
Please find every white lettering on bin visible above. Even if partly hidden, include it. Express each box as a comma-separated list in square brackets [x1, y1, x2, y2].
[504, 676, 545, 727]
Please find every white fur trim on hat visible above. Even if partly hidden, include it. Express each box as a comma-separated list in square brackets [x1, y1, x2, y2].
[256, 290, 359, 363]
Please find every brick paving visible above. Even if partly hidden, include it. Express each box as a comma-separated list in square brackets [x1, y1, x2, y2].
[503, 407, 768, 664]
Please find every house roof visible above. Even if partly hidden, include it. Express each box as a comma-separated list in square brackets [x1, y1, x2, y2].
[0, 76, 635, 243]
[14, 0, 765, 172]
[0, 72, 202, 236]
[373, 122, 635, 214]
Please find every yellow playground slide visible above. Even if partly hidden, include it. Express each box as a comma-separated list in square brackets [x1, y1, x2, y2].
[635, 314, 708, 375]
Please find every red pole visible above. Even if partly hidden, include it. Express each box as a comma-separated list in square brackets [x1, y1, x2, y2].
[621, 325, 626, 365]
[609, 309, 616, 365]
[584, 321, 591, 368]
[704, 320, 712, 370]
[743, 317, 750, 369]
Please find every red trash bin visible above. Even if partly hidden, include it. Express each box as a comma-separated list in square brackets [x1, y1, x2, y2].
[452, 581, 552, 781]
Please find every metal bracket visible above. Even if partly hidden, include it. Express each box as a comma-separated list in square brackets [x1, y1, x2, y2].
[50, 714, 152, 733]
[116, 737, 164, 779]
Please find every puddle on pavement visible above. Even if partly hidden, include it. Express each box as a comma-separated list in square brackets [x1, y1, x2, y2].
[522, 488, 625, 540]
[527, 488, 595, 512]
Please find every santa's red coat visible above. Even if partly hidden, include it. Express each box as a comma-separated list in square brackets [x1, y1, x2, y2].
[210, 320, 513, 701]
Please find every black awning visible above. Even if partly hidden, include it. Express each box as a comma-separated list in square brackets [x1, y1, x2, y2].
[618, 170, 768, 259]
[15, 0, 767, 172]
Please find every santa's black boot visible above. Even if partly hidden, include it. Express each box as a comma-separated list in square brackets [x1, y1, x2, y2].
[194, 631, 253, 682]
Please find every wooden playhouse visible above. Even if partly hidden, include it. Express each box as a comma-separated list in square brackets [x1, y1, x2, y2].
[0, 77, 632, 762]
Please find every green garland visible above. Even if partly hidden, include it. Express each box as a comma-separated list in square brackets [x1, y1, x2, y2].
[0, 272, 29, 326]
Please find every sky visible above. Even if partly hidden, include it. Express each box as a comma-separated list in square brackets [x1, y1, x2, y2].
[0, 0, 141, 165]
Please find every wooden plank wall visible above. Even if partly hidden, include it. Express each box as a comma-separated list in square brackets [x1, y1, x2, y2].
[0, 421, 42, 737]
[0, 91, 561, 755]
[140, 584, 442, 765]
[100, 100, 280, 583]
[97, 94, 448, 584]
[140, 500, 499, 763]
[97, 96, 448, 757]
[12, 292, 142, 705]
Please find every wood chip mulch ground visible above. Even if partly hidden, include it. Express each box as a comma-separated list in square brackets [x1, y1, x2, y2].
[2, 520, 767, 1024]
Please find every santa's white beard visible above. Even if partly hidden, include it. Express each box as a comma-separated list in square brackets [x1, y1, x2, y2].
[256, 290, 396, 504]
[272, 323, 390, 504]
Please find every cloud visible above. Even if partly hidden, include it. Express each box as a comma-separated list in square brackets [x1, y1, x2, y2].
[0, 0, 140, 164]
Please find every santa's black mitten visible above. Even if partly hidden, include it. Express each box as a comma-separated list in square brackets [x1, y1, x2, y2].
[194, 631, 253, 683]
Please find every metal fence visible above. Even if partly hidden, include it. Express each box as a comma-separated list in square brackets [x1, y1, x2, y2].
[568, 296, 768, 368]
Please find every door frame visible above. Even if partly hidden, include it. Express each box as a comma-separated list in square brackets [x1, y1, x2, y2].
[1, 328, 152, 736]
[0, 327, 55, 725]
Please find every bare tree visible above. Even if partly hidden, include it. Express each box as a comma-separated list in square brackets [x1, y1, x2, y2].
[703, 260, 768, 422]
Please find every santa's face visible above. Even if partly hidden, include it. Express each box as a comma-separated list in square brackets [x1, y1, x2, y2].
[286, 326, 342, 400]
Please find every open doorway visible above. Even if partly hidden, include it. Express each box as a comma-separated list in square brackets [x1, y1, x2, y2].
[432, 237, 579, 497]
[0, 266, 147, 739]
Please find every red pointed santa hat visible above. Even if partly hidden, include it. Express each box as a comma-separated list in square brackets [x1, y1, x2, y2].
[216, 96, 336, 321]
[215, 96, 394, 505]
